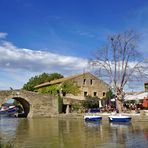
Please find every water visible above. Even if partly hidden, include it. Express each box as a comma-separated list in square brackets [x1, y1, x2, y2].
[1, 117, 148, 148]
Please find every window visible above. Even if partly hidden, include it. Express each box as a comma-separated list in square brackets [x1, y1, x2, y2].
[83, 79, 86, 85]
[103, 92, 106, 96]
[84, 91, 87, 96]
[90, 79, 93, 85]
[94, 92, 97, 96]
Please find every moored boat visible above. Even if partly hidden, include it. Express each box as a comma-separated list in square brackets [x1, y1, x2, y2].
[108, 114, 131, 122]
[84, 114, 102, 121]
[0, 106, 19, 117]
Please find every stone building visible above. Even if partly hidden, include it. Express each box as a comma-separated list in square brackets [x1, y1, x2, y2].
[35, 72, 110, 113]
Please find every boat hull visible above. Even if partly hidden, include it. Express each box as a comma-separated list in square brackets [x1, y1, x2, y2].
[108, 115, 131, 122]
[84, 115, 102, 121]
[0, 107, 18, 117]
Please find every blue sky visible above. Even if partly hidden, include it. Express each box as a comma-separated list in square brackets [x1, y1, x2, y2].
[0, 0, 148, 91]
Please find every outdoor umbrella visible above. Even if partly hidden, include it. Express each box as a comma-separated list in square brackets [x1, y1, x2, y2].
[124, 92, 148, 101]
[143, 97, 148, 108]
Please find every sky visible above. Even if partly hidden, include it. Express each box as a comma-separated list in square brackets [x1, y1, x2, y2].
[0, 0, 148, 91]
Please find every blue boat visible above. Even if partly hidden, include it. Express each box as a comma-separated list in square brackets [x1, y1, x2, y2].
[84, 114, 102, 121]
[108, 115, 132, 122]
[0, 106, 19, 117]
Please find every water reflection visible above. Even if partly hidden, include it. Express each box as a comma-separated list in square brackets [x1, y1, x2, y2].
[110, 122, 131, 128]
[108, 122, 131, 147]
[1, 117, 148, 147]
[0, 117, 19, 140]
[84, 120, 102, 128]
[0, 117, 19, 147]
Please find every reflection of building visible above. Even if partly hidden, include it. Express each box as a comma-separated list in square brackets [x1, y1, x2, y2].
[35, 72, 110, 113]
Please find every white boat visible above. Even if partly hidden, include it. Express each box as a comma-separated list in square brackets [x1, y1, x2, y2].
[108, 114, 131, 122]
[84, 114, 102, 121]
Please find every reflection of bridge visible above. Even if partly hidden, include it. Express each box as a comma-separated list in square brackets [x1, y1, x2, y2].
[0, 90, 58, 118]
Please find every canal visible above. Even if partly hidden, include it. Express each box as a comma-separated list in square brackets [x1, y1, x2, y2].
[1, 117, 148, 148]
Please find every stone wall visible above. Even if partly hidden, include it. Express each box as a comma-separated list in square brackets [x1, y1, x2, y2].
[65, 73, 110, 101]
[0, 90, 58, 118]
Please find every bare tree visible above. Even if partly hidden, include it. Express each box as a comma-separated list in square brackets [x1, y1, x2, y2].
[90, 30, 148, 113]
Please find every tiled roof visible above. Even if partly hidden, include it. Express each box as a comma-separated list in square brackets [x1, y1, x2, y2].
[35, 72, 90, 88]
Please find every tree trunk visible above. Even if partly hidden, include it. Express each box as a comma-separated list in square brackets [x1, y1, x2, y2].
[116, 93, 123, 113]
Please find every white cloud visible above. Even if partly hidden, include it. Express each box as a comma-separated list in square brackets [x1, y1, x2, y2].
[0, 41, 88, 72]
[0, 32, 8, 39]
[0, 39, 88, 90]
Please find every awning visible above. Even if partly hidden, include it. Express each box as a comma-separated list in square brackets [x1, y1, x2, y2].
[124, 92, 148, 101]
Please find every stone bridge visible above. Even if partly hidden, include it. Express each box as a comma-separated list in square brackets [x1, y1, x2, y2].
[0, 90, 58, 118]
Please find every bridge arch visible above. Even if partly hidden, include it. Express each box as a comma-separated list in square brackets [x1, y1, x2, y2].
[11, 97, 30, 117]
[1, 93, 32, 117]
[0, 90, 58, 118]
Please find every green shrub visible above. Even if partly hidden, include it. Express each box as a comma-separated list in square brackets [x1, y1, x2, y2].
[72, 103, 81, 111]
[82, 95, 100, 109]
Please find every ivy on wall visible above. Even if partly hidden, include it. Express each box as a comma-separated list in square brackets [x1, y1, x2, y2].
[61, 81, 80, 96]
[37, 84, 60, 96]
[58, 95, 63, 113]
[37, 80, 80, 96]
[36, 80, 81, 113]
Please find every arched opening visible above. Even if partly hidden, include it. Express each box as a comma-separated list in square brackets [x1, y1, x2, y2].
[12, 97, 30, 117]
[1, 97, 30, 118]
